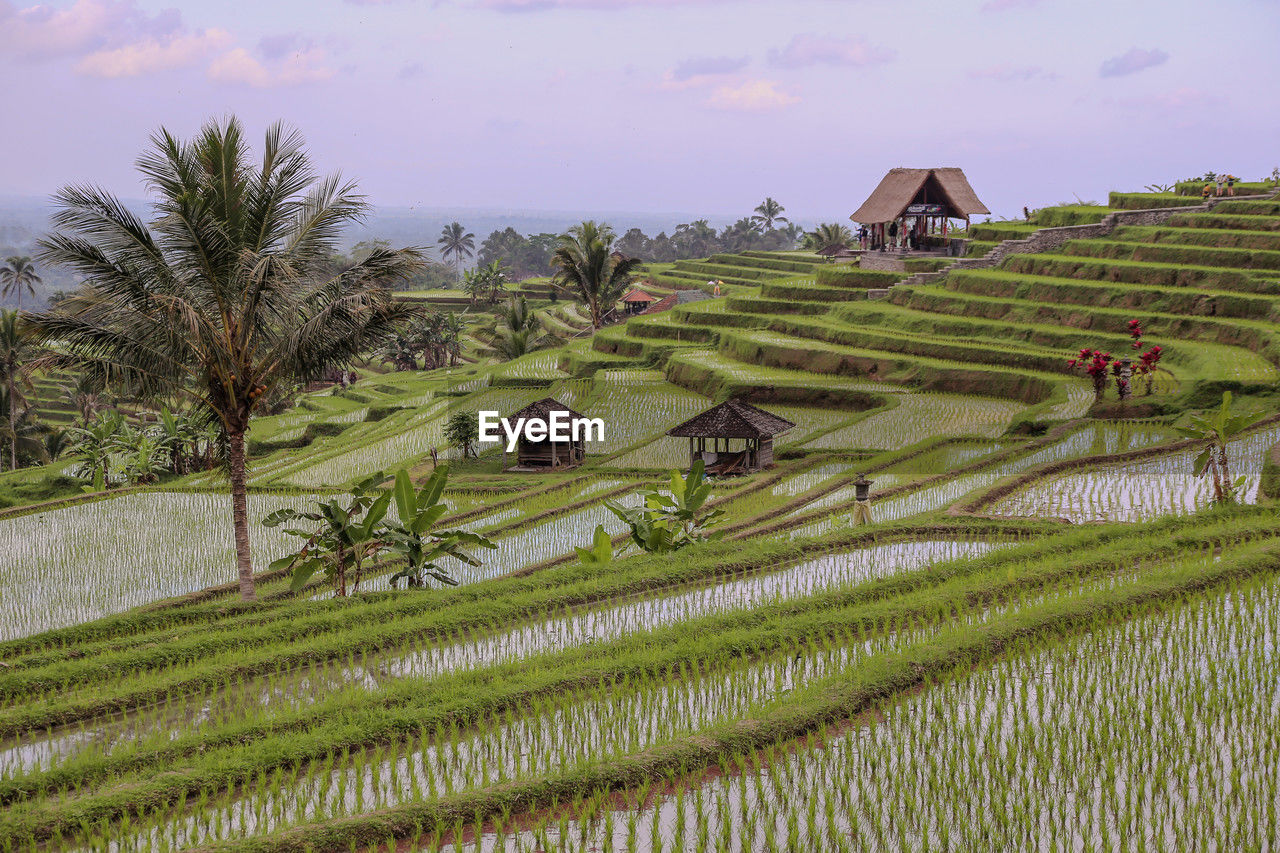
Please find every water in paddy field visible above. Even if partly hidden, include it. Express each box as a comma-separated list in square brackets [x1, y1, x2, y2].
[90, 541, 1043, 851]
[989, 423, 1280, 523]
[786, 421, 1190, 537]
[0, 539, 1001, 778]
[443, 572, 1280, 853]
[0, 491, 319, 641]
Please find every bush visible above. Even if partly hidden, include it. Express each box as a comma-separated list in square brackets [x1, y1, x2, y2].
[814, 265, 904, 288]
[1260, 442, 1280, 500]
[1032, 204, 1115, 225]
[1106, 192, 1202, 211]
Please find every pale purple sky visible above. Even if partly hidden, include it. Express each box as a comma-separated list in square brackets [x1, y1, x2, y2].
[1, 0, 1277, 220]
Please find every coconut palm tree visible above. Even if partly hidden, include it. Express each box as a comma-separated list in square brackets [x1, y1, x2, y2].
[0, 256, 42, 312]
[481, 259, 508, 304]
[0, 309, 37, 470]
[550, 221, 642, 329]
[493, 296, 545, 361]
[0, 385, 49, 471]
[438, 222, 475, 282]
[805, 222, 854, 252]
[26, 117, 421, 600]
[751, 197, 788, 232]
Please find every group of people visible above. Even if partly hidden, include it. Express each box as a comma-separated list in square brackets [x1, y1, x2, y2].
[1201, 174, 1239, 199]
[858, 221, 925, 252]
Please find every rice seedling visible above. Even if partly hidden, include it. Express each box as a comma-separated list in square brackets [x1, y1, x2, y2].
[803, 393, 1026, 451]
[989, 422, 1280, 522]
[0, 491, 320, 640]
[441, 549, 1280, 852]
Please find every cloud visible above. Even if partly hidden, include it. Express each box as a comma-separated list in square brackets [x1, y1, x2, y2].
[671, 55, 749, 81]
[767, 34, 893, 69]
[968, 64, 1056, 82]
[258, 32, 310, 61]
[0, 0, 180, 60]
[76, 28, 230, 77]
[981, 0, 1042, 11]
[207, 46, 335, 87]
[478, 0, 733, 9]
[661, 54, 749, 90]
[397, 61, 425, 79]
[1099, 47, 1168, 78]
[1116, 87, 1220, 111]
[707, 79, 798, 112]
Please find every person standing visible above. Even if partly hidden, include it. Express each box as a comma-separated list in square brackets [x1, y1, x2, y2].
[1227, 174, 1236, 196]
[1215, 174, 1224, 197]
[888, 219, 899, 250]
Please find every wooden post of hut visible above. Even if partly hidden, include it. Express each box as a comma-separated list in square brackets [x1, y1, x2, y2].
[666, 399, 795, 476]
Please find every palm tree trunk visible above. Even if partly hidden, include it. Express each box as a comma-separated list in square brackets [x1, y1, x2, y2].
[7, 376, 15, 471]
[228, 429, 257, 601]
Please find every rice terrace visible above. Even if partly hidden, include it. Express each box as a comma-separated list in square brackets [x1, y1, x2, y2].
[2, 2, 1279, 851]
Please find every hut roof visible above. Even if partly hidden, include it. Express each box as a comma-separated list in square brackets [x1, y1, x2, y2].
[667, 399, 795, 440]
[621, 288, 658, 303]
[849, 167, 989, 224]
[815, 244, 848, 257]
[507, 397, 587, 424]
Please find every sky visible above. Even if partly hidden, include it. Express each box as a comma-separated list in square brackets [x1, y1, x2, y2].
[1, 0, 1278, 223]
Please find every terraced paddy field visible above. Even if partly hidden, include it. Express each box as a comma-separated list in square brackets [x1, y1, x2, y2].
[2, 189, 1279, 851]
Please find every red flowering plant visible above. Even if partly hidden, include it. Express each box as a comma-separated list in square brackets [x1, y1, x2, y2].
[1126, 319, 1165, 395]
[1136, 344, 1164, 395]
[1067, 348, 1113, 399]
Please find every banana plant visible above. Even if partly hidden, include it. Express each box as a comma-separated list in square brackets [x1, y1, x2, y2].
[264, 471, 394, 596]
[383, 466, 497, 588]
[574, 524, 615, 565]
[1173, 391, 1269, 503]
[605, 460, 723, 554]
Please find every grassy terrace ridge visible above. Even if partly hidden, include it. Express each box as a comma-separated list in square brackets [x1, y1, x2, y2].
[890, 284, 1280, 379]
[194, 541, 1280, 853]
[3, 513, 1275, 845]
[822, 301, 1252, 384]
[714, 327, 1064, 405]
[942, 268, 1280, 323]
[7, 186, 1280, 851]
[1059, 237, 1280, 270]
[1002, 252, 1280, 293]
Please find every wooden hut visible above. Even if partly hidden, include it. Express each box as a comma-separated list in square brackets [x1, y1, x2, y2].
[620, 288, 658, 315]
[850, 167, 990, 249]
[504, 397, 587, 471]
[667, 399, 794, 475]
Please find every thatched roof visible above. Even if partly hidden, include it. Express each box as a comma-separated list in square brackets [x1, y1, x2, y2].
[815, 244, 848, 257]
[621, 288, 657, 303]
[850, 167, 989, 224]
[668, 399, 795, 439]
[507, 397, 586, 424]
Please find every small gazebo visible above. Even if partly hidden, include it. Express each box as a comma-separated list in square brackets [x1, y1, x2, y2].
[620, 288, 658, 315]
[503, 397, 587, 471]
[667, 399, 794, 475]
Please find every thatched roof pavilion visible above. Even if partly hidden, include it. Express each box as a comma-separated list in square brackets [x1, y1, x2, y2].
[850, 167, 989, 226]
[667, 399, 794, 474]
[504, 397, 588, 471]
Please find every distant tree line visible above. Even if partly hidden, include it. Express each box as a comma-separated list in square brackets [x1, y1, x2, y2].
[460, 198, 806, 280]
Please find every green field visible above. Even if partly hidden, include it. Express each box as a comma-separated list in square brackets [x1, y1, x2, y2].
[3, 187, 1280, 851]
